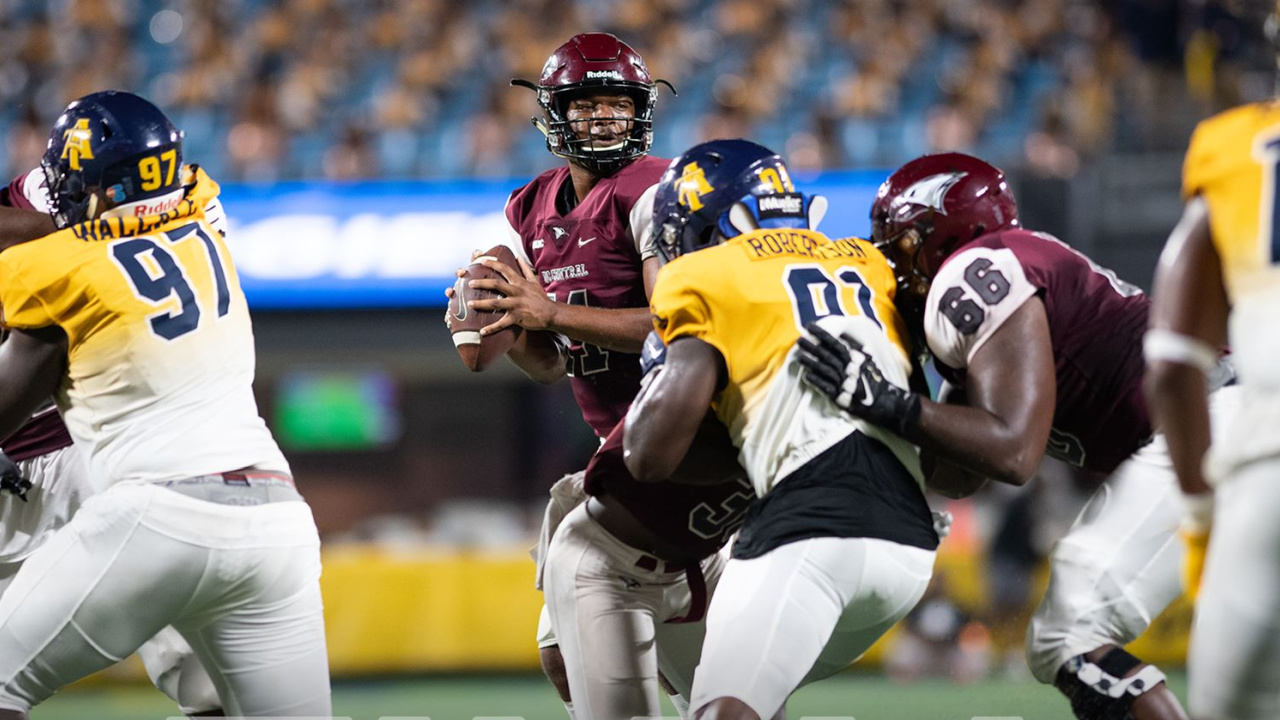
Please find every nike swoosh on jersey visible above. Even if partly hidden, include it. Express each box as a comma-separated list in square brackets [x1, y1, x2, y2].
[578, 236, 597, 247]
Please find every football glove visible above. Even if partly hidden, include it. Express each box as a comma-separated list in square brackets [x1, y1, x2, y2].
[0, 450, 29, 502]
[797, 322, 921, 437]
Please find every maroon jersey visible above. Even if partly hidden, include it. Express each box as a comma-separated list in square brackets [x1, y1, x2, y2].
[924, 229, 1150, 474]
[505, 155, 668, 437]
[0, 171, 74, 461]
[585, 420, 753, 561]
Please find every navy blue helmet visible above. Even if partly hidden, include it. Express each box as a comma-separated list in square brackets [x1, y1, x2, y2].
[41, 91, 184, 229]
[650, 138, 824, 263]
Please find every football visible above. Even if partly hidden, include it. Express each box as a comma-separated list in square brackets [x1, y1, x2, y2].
[449, 244, 523, 372]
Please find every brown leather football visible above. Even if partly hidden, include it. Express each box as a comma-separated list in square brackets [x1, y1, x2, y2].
[449, 244, 523, 372]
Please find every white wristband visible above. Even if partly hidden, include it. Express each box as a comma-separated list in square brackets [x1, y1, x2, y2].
[1144, 329, 1219, 375]
[1181, 491, 1215, 534]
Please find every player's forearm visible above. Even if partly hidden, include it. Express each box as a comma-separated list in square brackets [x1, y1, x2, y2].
[910, 400, 1042, 486]
[1144, 361, 1212, 495]
[505, 330, 567, 384]
[0, 207, 55, 252]
[546, 304, 651, 353]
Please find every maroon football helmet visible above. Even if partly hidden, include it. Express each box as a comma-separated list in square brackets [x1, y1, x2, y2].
[871, 152, 1019, 297]
[513, 32, 674, 176]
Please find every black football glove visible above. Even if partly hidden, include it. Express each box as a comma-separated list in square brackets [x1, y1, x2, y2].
[0, 450, 29, 502]
[797, 321, 922, 438]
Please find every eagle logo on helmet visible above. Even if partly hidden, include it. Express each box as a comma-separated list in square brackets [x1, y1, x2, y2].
[677, 162, 714, 211]
[60, 118, 95, 171]
[896, 171, 967, 219]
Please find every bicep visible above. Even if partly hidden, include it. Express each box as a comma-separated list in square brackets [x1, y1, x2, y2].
[964, 296, 1056, 448]
[624, 337, 724, 481]
[1150, 197, 1227, 346]
[634, 337, 722, 424]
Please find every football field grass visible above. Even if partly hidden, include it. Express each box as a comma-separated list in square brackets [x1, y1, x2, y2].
[36, 671, 1189, 720]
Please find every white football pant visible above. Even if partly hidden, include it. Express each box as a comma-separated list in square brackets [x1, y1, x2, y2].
[0, 446, 222, 715]
[544, 503, 723, 720]
[690, 536, 934, 719]
[1189, 454, 1280, 719]
[0, 480, 329, 717]
[1027, 385, 1242, 682]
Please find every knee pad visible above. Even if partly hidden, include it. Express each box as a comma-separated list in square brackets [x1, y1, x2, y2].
[1053, 647, 1166, 720]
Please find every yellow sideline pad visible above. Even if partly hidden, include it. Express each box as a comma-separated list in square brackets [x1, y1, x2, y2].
[86, 541, 1192, 683]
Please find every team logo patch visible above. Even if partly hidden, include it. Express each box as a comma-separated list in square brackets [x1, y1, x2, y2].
[898, 171, 967, 218]
[677, 162, 714, 211]
[60, 118, 95, 171]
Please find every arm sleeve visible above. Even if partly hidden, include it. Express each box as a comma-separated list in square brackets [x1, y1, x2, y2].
[923, 246, 1037, 369]
[630, 183, 660, 261]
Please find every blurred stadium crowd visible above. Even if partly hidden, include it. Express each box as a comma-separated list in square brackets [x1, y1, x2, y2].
[0, 0, 1270, 182]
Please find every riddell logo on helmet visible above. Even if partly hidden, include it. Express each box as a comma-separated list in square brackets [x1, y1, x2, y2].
[130, 195, 184, 217]
[586, 70, 623, 80]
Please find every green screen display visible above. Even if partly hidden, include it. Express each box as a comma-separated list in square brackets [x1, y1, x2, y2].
[274, 369, 400, 451]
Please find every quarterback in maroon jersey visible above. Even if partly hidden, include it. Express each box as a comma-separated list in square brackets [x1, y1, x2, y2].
[445, 33, 749, 719]
[798, 153, 1238, 720]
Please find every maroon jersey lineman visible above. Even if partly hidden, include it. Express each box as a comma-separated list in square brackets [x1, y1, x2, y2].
[585, 420, 752, 561]
[923, 229, 1151, 474]
[0, 171, 74, 462]
[504, 155, 668, 437]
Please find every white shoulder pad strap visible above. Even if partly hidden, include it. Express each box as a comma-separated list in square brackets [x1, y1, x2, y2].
[631, 183, 660, 260]
[924, 246, 1037, 369]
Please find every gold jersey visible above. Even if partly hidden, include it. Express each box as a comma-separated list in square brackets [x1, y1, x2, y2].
[1183, 101, 1280, 473]
[650, 228, 920, 496]
[0, 169, 287, 488]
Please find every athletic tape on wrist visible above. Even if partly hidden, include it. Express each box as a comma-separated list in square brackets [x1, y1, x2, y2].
[1143, 329, 1219, 375]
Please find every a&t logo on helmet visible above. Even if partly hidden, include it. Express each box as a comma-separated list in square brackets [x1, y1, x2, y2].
[651, 139, 822, 264]
[677, 162, 714, 211]
[60, 118, 96, 171]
